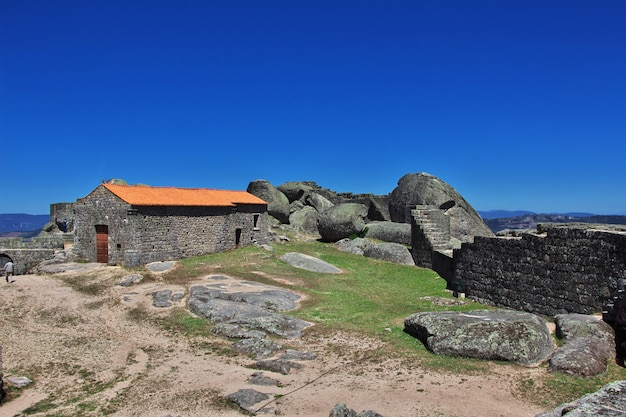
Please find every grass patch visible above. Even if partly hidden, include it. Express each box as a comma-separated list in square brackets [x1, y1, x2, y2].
[167, 239, 625, 408]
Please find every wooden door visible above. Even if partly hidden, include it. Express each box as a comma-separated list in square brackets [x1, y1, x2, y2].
[95, 225, 109, 263]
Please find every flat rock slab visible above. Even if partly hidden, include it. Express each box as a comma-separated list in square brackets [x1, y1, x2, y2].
[225, 388, 270, 414]
[37, 262, 104, 274]
[281, 252, 342, 274]
[404, 310, 554, 366]
[145, 261, 176, 273]
[187, 275, 312, 338]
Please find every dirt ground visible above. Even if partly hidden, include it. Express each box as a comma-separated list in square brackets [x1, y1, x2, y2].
[0, 264, 550, 417]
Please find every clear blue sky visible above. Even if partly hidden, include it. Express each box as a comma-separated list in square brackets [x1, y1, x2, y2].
[1, 1, 625, 215]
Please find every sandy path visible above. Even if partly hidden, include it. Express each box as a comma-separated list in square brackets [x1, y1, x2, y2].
[0, 268, 546, 417]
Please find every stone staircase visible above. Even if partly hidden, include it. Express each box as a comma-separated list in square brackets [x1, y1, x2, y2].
[411, 205, 451, 253]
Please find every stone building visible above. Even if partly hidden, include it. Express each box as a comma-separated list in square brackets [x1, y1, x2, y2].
[73, 183, 268, 267]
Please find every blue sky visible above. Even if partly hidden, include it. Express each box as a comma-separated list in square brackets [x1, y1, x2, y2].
[1, 1, 625, 215]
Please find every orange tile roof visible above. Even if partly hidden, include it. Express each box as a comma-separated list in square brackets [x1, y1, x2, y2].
[103, 183, 267, 207]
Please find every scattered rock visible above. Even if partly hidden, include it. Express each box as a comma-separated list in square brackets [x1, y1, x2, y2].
[254, 358, 302, 375]
[145, 261, 176, 273]
[281, 349, 316, 361]
[329, 403, 384, 417]
[7, 376, 33, 388]
[280, 252, 342, 274]
[536, 380, 626, 417]
[404, 310, 554, 366]
[225, 388, 270, 414]
[247, 371, 280, 386]
[231, 337, 283, 359]
[118, 273, 143, 287]
[152, 290, 173, 308]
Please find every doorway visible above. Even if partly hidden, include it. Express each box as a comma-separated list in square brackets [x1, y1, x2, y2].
[95, 225, 109, 263]
[235, 228, 242, 248]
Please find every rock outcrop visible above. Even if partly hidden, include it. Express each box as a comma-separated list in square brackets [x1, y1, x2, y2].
[389, 172, 493, 242]
[187, 276, 311, 338]
[404, 310, 554, 366]
[536, 380, 626, 417]
[549, 313, 615, 377]
[317, 203, 368, 242]
[247, 179, 290, 223]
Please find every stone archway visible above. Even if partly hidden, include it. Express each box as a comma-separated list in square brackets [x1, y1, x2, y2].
[0, 254, 13, 270]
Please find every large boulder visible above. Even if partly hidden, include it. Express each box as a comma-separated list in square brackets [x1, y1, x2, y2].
[335, 238, 373, 256]
[317, 203, 368, 242]
[549, 314, 615, 377]
[389, 172, 493, 242]
[288, 206, 319, 234]
[364, 221, 411, 245]
[247, 180, 290, 224]
[363, 242, 415, 266]
[304, 192, 334, 213]
[536, 380, 626, 417]
[404, 310, 554, 366]
[277, 181, 315, 203]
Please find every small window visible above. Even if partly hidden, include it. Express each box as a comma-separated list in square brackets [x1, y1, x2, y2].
[116, 243, 122, 251]
[253, 214, 260, 229]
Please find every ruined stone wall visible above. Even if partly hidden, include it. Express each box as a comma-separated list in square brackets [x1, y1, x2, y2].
[74, 185, 269, 267]
[454, 225, 626, 316]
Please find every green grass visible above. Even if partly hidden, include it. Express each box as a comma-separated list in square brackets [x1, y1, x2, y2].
[170, 239, 626, 408]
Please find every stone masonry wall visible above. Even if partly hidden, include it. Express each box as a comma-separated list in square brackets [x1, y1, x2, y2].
[0, 236, 63, 274]
[454, 225, 626, 316]
[74, 185, 269, 267]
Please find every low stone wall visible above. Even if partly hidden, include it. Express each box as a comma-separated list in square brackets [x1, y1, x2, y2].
[454, 224, 626, 316]
[0, 236, 63, 274]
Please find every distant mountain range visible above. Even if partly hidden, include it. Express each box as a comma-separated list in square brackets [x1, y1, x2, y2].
[0, 213, 49, 237]
[478, 211, 626, 233]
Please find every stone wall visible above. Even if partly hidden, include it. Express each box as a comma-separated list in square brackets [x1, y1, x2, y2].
[74, 185, 269, 267]
[50, 202, 74, 232]
[0, 236, 63, 274]
[453, 224, 626, 316]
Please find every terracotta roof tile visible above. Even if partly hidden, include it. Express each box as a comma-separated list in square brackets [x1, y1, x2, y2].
[103, 183, 267, 207]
